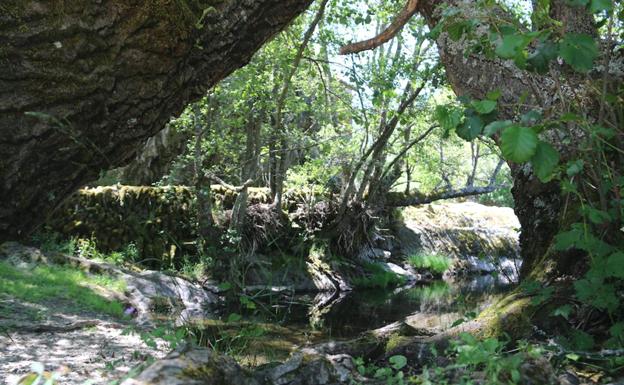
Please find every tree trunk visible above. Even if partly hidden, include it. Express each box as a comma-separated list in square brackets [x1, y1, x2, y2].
[415, 0, 598, 280]
[230, 112, 261, 234]
[0, 0, 311, 240]
[193, 105, 214, 254]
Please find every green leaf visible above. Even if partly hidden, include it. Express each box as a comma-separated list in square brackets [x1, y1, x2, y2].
[496, 34, 526, 59]
[446, 21, 470, 41]
[389, 355, 407, 370]
[531, 141, 560, 182]
[456, 115, 484, 140]
[566, 159, 584, 176]
[605, 252, 624, 279]
[554, 223, 584, 250]
[484, 120, 513, 137]
[217, 282, 232, 291]
[486, 89, 502, 100]
[566, 353, 580, 362]
[434, 105, 462, 134]
[590, 0, 613, 13]
[527, 40, 559, 74]
[574, 277, 619, 311]
[587, 208, 611, 224]
[520, 110, 542, 125]
[553, 304, 573, 319]
[500, 125, 538, 162]
[472, 99, 497, 114]
[451, 318, 466, 327]
[559, 33, 598, 72]
[609, 322, 624, 339]
[227, 313, 242, 323]
[570, 329, 595, 350]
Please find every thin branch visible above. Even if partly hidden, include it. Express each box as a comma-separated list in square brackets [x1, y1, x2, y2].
[379, 124, 437, 182]
[339, 0, 419, 55]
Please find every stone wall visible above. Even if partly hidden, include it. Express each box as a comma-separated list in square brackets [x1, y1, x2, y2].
[49, 186, 196, 266]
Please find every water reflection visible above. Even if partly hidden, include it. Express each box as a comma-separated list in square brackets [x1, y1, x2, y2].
[223, 277, 512, 340]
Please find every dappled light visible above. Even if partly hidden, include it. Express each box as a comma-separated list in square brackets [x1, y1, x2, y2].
[0, 0, 622, 384]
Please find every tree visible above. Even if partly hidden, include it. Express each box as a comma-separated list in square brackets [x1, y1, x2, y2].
[341, 0, 623, 338]
[0, 0, 311, 240]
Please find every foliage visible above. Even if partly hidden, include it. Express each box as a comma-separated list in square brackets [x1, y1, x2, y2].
[353, 355, 409, 385]
[433, 0, 624, 351]
[407, 253, 453, 275]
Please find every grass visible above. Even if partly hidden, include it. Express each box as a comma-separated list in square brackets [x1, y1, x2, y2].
[0, 260, 126, 318]
[352, 263, 406, 289]
[407, 253, 453, 275]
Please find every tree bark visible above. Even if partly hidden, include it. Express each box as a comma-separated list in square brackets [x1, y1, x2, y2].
[0, 0, 312, 240]
[413, 0, 600, 280]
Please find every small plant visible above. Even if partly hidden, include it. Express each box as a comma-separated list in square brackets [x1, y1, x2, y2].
[407, 253, 453, 275]
[352, 263, 406, 289]
[353, 355, 409, 385]
[30, 232, 77, 255]
[76, 238, 101, 260]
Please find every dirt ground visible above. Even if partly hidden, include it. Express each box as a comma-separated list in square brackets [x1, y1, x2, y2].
[0, 300, 166, 385]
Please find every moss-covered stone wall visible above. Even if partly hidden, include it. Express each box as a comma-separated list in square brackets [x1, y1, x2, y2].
[49, 186, 197, 266]
[47, 184, 280, 266]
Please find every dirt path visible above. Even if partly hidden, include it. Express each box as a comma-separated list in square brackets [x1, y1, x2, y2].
[0, 297, 166, 385]
[1, 317, 166, 385]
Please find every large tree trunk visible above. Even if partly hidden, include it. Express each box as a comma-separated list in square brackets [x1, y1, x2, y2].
[415, 0, 598, 280]
[0, 0, 312, 240]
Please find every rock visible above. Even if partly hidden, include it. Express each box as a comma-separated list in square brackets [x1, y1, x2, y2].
[307, 243, 351, 292]
[0, 242, 47, 266]
[357, 247, 392, 263]
[121, 270, 219, 325]
[258, 352, 355, 385]
[520, 356, 558, 385]
[121, 346, 259, 385]
[123, 347, 357, 385]
[452, 256, 522, 282]
[379, 262, 417, 282]
[395, 202, 520, 279]
[558, 371, 581, 385]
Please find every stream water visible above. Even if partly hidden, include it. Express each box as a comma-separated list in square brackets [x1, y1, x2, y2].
[206, 275, 513, 365]
[237, 276, 511, 337]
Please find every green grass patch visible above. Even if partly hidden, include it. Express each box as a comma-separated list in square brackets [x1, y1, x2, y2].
[353, 263, 406, 289]
[0, 261, 126, 318]
[407, 253, 453, 275]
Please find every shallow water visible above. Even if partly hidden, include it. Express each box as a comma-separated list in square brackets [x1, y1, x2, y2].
[221, 275, 513, 340]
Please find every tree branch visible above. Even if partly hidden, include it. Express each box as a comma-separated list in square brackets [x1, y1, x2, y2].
[339, 0, 419, 55]
[208, 175, 255, 192]
[387, 184, 507, 207]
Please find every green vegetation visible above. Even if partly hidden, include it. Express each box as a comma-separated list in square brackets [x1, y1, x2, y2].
[352, 263, 406, 289]
[407, 253, 453, 275]
[3, 0, 624, 383]
[0, 260, 126, 318]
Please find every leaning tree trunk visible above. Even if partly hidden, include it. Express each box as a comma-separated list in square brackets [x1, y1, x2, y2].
[0, 0, 312, 240]
[415, 0, 600, 280]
